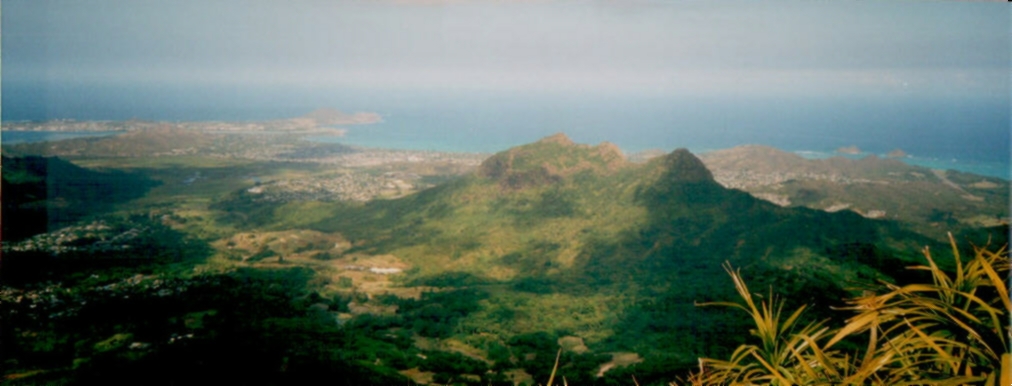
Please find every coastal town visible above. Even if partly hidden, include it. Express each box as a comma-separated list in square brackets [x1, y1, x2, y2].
[2, 117, 488, 205]
[3, 117, 488, 167]
[708, 169, 881, 191]
[246, 171, 425, 203]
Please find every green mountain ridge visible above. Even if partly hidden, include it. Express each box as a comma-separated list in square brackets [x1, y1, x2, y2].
[5, 134, 1005, 384]
[282, 134, 951, 360]
[310, 134, 929, 274]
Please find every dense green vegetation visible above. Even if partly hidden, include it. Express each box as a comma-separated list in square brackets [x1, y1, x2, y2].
[2, 135, 1007, 385]
[2, 268, 415, 385]
[684, 238, 1009, 385]
[208, 137, 1001, 381]
[2, 156, 159, 241]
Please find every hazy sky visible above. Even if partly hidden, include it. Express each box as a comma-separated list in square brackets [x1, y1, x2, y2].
[4, 0, 1009, 98]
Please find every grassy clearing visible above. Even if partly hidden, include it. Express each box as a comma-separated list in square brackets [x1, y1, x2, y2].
[461, 291, 628, 346]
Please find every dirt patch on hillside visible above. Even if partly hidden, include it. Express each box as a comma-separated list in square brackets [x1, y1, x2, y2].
[596, 352, 642, 377]
[214, 229, 348, 262]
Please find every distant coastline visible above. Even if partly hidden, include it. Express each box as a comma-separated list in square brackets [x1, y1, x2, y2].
[4, 109, 1008, 181]
[1, 130, 124, 145]
[300, 134, 1012, 180]
[792, 149, 1008, 180]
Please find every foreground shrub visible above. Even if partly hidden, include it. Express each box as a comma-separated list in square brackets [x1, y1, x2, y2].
[682, 234, 1010, 385]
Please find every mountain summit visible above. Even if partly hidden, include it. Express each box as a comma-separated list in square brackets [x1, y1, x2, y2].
[659, 148, 715, 184]
[478, 133, 628, 189]
[319, 135, 925, 285]
[538, 132, 575, 146]
[269, 135, 943, 375]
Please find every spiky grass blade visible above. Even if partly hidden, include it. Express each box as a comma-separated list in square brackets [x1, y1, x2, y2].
[544, 348, 562, 386]
[687, 239, 1009, 385]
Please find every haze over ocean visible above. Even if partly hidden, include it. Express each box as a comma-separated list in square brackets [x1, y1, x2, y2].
[4, 82, 1008, 179]
[4, 1, 1008, 178]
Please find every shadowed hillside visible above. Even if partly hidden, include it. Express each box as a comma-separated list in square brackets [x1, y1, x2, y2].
[2, 156, 160, 241]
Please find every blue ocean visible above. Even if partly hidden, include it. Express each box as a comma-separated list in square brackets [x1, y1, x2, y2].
[3, 83, 1009, 179]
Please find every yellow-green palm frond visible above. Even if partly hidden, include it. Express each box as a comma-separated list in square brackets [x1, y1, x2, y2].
[685, 236, 1009, 385]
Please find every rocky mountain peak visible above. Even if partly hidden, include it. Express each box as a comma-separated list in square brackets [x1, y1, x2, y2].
[477, 134, 630, 189]
[538, 133, 575, 146]
[662, 148, 715, 184]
